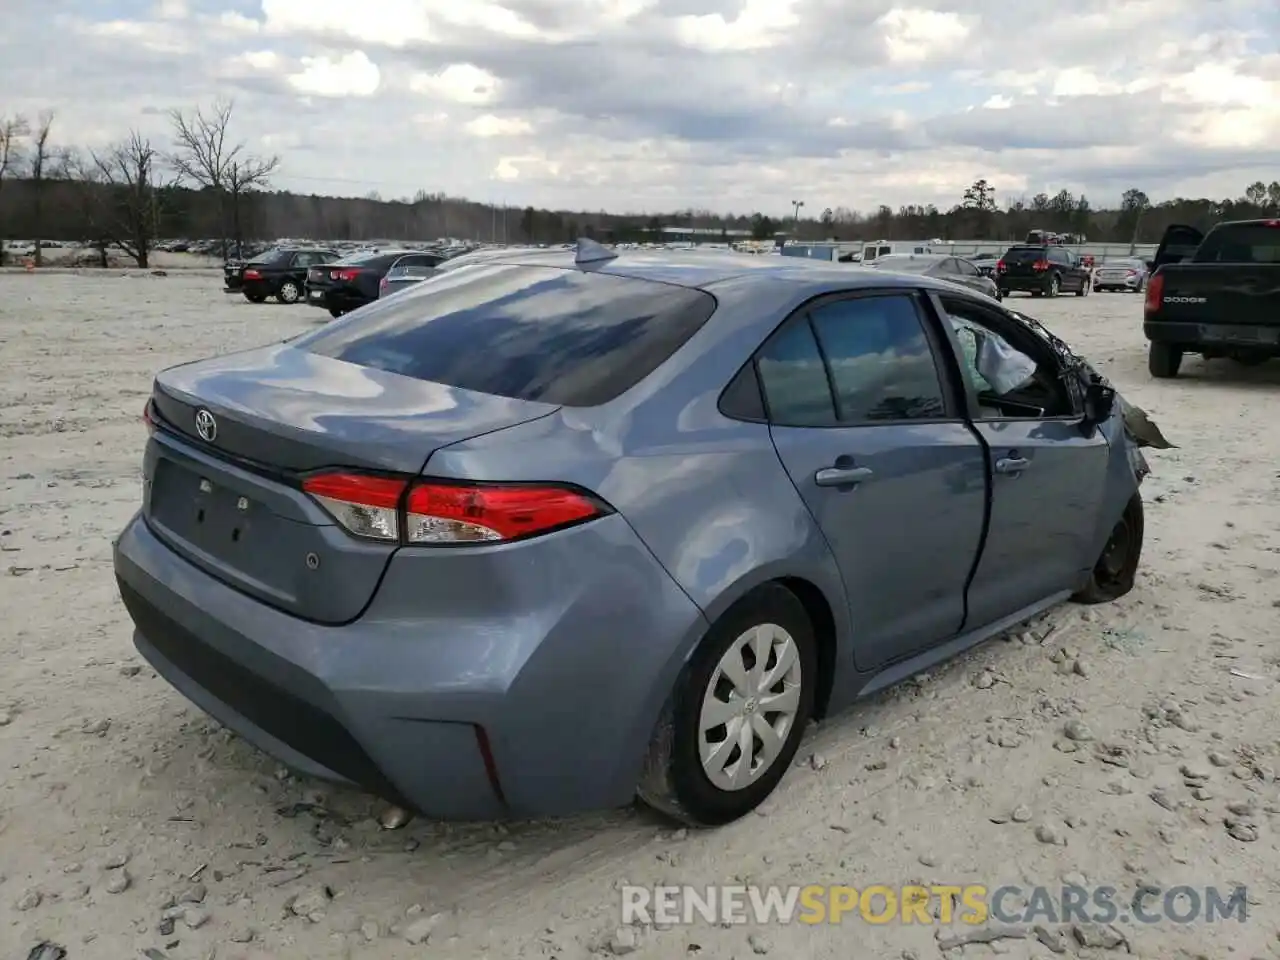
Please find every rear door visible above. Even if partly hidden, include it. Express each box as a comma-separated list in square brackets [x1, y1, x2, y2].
[932, 293, 1108, 626]
[1152, 224, 1204, 270]
[762, 291, 987, 670]
[949, 257, 989, 294]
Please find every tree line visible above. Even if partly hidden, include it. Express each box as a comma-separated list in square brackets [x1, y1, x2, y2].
[2, 101, 1278, 267]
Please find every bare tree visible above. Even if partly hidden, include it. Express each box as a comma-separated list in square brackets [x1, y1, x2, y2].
[0, 113, 29, 265]
[226, 155, 279, 257]
[71, 131, 170, 268]
[168, 99, 279, 259]
[27, 111, 63, 267]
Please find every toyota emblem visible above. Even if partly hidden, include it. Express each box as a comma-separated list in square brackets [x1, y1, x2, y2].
[194, 408, 218, 443]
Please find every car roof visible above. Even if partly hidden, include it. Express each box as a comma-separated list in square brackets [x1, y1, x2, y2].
[439, 247, 971, 296]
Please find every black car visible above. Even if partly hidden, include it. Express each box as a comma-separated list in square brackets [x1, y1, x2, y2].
[226, 247, 338, 304]
[869, 253, 1002, 300]
[305, 250, 446, 318]
[996, 245, 1091, 298]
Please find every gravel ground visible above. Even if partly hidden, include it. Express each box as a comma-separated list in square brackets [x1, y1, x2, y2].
[2, 273, 1279, 960]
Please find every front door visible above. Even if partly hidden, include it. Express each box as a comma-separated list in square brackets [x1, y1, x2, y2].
[934, 294, 1109, 626]
[759, 292, 988, 670]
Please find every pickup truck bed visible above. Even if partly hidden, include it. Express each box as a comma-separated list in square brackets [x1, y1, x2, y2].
[1143, 220, 1280, 378]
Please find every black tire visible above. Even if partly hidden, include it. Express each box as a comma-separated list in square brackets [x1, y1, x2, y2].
[636, 583, 818, 827]
[277, 280, 301, 304]
[328, 308, 344, 319]
[244, 292, 267, 304]
[1073, 495, 1144, 604]
[1046, 274, 1060, 297]
[1075, 277, 1089, 297]
[998, 288, 1010, 299]
[1148, 342, 1183, 378]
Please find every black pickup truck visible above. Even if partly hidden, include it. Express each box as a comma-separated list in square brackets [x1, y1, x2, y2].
[1144, 219, 1280, 377]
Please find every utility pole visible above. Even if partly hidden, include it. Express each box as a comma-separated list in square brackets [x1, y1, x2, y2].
[791, 199, 804, 226]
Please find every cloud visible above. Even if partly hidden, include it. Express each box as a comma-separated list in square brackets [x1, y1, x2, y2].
[1, 0, 1278, 217]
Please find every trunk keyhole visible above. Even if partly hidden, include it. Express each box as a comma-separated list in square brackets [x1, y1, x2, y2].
[196, 509, 205, 524]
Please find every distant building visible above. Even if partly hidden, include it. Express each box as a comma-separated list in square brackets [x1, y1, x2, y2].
[642, 226, 754, 242]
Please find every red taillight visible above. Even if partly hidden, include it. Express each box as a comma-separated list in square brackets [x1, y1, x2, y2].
[405, 482, 604, 543]
[332, 268, 362, 282]
[143, 400, 156, 435]
[1032, 260, 1050, 271]
[1144, 273, 1164, 314]
[995, 260, 1006, 273]
[301, 473, 607, 544]
[302, 473, 406, 541]
[243, 268, 261, 280]
[1264, 220, 1280, 228]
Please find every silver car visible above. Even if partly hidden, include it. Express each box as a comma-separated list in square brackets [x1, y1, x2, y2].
[870, 253, 1003, 300]
[116, 240, 1151, 826]
[1093, 257, 1149, 293]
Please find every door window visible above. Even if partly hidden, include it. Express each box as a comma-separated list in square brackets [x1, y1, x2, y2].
[755, 319, 838, 427]
[938, 298, 1074, 419]
[954, 259, 981, 277]
[936, 258, 959, 274]
[807, 295, 949, 423]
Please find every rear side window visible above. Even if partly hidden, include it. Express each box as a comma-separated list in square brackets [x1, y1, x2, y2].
[1194, 224, 1280, 264]
[757, 320, 838, 427]
[294, 264, 717, 407]
[808, 296, 947, 422]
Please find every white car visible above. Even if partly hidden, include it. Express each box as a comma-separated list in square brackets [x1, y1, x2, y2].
[1093, 257, 1149, 293]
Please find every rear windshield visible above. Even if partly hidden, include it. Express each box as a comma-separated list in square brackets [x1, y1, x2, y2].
[249, 248, 289, 265]
[293, 264, 718, 406]
[1193, 224, 1280, 264]
[334, 251, 402, 267]
[873, 256, 935, 273]
[1002, 247, 1045, 263]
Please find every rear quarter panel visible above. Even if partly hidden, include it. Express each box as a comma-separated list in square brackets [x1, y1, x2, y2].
[425, 274, 860, 709]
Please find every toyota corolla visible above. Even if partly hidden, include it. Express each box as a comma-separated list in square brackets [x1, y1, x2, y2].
[115, 241, 1154, 826]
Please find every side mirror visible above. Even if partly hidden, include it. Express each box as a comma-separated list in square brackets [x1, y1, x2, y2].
[1083, 381, 1116, 425]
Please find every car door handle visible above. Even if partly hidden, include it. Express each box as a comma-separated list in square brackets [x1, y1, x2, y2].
[814, 466, 874, 487]
[995, 457, 1030, 475]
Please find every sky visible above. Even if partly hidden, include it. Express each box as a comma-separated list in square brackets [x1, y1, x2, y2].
[3, 0, 1280, 218]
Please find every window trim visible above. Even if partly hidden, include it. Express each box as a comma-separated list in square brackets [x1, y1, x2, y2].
[925, 291, 1083, 424]
[719, 286, 967, 429]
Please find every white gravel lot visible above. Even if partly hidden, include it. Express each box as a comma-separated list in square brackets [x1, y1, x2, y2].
[2, 272, 1280, 960]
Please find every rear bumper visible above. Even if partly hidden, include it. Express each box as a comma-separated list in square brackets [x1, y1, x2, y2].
[1095, 277, 1141, 290]
[113, 509, 708, 820]
[305, 288, 371, 313]
[997, 276, 1051, 291]
[1144, 320, 1280, 350]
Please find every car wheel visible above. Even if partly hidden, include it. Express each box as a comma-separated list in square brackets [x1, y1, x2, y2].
[1046, 275, 1060, 297]
[1075, 278, 1089, 297]
[1072, 495, 1144, 604]
[243, 292, 267, 304]
[328, 308, 345, 319]
[636, 583, 817, 827]
[277, 281, 301, 304]
[1148, 342, 1183, 378]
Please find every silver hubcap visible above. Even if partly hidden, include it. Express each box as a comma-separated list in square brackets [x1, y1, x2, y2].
[282, 283, 297, 299]
[698, 623, 802, 791]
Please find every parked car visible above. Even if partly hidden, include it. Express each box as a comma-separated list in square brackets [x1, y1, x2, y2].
[996, 245, 1092, 298]
[1144, 219, 1280, 377]
[969, 252, 999, 278]
[225, 247, 338, 304]
[304, 250, 446, 318]
[870, 253, 1002, 300]
[379, 259, 442, 298]
[1093, 257, 1149, 293]
[117, 239, 1155, 827]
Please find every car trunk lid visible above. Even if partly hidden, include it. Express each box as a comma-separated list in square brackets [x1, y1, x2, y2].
[144, 343, 559, 622]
